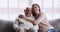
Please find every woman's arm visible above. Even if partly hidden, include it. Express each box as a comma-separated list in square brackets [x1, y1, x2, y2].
[23, 17, 37, 25]
[35, 13, 49, 24]
[33, 13, 44, 24]
[19, 15, 37, 25]
[37, 13, 54, 32]
[24, 13, 46, 25]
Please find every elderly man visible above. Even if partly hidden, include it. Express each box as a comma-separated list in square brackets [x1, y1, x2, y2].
[14, 7, 39, 32]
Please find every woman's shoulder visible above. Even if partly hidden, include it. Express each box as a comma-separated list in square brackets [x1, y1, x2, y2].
[40, 12, 46, 16]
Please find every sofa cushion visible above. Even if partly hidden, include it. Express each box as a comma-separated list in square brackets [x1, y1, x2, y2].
[0, 20, 16, 32]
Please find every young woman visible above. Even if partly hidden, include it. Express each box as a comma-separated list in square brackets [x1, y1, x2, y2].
[32, 4, 55, 32]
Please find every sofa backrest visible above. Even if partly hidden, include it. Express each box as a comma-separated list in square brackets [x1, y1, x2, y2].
[49, 19, 60, 32]
[0, 20, 16, 32]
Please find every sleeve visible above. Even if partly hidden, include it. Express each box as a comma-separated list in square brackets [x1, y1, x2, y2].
[13, 17, 19, 30]
[36, 13, 54, 32]
[35, 13, 47, 24]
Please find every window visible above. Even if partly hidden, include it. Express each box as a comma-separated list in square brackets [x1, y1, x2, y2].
[0, 0, 60, 20]
[0, 0, 7, 8]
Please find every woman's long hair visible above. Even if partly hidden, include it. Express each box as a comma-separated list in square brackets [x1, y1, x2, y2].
[32, 4, 41, 18]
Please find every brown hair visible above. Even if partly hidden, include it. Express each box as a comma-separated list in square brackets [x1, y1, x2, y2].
[32, 4, 41, 17]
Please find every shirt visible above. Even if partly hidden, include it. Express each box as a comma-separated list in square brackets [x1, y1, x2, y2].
[35, 13, 54, 32]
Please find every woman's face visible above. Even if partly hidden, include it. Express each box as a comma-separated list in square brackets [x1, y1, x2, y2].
[33, 5, 40, 14]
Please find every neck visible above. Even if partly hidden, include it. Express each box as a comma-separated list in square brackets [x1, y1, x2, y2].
[34, 13, 40, 19]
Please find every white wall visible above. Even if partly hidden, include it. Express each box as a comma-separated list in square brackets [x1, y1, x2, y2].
[0, 0, 60, 20]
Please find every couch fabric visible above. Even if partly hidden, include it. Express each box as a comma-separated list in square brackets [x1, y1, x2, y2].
[0, 20, 16, 32]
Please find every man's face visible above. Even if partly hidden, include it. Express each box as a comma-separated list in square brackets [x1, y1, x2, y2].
[24, 8, 32, 16]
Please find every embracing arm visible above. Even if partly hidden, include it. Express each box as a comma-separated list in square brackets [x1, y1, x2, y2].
[35, 13, 48, 24]
[37, 13, 54, 32]
[19, 15, 37, 25]
[23, 17, 37, 25]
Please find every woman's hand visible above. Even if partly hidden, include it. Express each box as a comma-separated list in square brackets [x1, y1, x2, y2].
[19, 15, 25, 19]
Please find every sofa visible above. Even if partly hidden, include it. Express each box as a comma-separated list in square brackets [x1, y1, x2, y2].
[49, 19, 60, 32]
[0, 19, 60, 32]
[0, 20, 16, 32]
